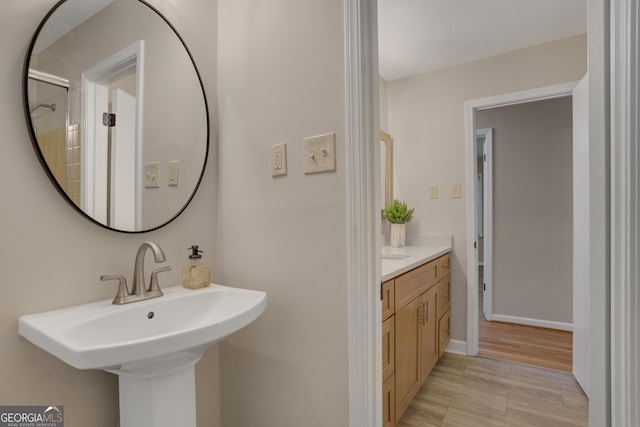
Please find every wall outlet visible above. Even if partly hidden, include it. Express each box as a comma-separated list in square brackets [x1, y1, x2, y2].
[304, 133, 336, 174]
[144, 162, 159, 188]
[450, 183, 462, 198]
[271, 143, 287, 177]
[428, 184, 438, 199]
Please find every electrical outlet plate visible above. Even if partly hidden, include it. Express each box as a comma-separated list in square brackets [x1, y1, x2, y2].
[144, 162, 159, 188]
[450, 183, 461, 198]
[304, 133, 336, 174]
[271, 143, 287, 176]
[428, 184, 438, 199]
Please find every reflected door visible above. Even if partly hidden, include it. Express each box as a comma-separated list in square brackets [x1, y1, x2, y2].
[111, 88, 138, 230]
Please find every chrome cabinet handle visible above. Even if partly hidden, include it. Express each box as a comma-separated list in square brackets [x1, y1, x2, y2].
[418, 303, 426, 324]
[426, 300, 429, 322]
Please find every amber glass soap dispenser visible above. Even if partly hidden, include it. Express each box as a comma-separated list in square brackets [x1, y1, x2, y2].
[182, 245, 210, 290]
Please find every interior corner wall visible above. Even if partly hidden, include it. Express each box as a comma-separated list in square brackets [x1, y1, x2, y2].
[477, 97, 573, 324]
[386, 34, 587, 342]
[1, 1, 219, 426]
[216, 1, 349, 426]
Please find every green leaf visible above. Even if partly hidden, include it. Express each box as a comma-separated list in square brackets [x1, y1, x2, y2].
[382, 199, 414, 224]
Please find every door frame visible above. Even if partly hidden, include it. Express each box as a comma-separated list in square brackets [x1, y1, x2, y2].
[476, 127, 493, 320]
[463, 81, 578, 356]
[611, 0, 640, 424]
[81, 40, 144, 228]
[344, 0, 381, 426]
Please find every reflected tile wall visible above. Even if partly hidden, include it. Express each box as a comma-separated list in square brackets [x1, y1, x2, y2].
[36, 124, 81, 207]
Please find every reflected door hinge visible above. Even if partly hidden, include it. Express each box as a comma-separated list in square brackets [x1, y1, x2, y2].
[483, 153, 487, 162]
[483, 283, 486, 291]
[474, 241, 477, 249]
[103, 113, 116, 127]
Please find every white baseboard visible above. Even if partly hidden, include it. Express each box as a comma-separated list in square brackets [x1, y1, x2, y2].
[445, 339, 467, 355]
[490, 314, 573, 332]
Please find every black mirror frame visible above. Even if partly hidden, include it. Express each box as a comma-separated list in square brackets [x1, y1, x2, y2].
[22, 0, 210, 234]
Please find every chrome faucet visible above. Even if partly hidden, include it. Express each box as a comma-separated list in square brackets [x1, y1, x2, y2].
[131, 241, 166, 297]
[101, 242, 172, 305]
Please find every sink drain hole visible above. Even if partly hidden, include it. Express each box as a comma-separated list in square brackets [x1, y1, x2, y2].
[147, 311, 155, 319]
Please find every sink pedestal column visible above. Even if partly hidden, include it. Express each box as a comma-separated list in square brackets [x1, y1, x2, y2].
[115, 354, 202, 427]
[119, 367, 196, 427]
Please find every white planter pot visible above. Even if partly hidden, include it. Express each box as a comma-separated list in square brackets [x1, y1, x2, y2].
[390, 223, 406, 248]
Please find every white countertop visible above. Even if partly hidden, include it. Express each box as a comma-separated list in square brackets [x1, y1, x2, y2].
[381, 241, 452, 282]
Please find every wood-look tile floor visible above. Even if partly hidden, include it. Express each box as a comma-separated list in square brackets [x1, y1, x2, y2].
[397, 353, 588, 427]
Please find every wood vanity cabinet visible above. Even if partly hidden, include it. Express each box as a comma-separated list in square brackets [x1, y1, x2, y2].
[381, 280, 396, 427]
[419, 287, 438, 383]
[381, 253, 451, 426]
[436, 277, 451, 358]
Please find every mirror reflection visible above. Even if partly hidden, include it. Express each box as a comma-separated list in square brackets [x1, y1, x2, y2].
[380, 130, 393, 209]
[25, 0, 209, 233]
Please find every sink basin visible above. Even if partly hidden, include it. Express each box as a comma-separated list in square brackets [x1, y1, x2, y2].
[381, 253, 411, 260]
[19, 284, 266, 372]
[19, 284, 266, 427]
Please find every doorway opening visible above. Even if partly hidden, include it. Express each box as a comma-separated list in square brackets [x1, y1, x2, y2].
[465, 82, 578, 370]
[81, 40, 144, 230]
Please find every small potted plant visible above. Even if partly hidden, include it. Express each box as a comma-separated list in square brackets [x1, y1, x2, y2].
[382, 199, 414, 247]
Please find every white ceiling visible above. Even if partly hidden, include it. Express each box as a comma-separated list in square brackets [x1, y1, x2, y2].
[378, 0, 587, 81]
[33, 0, 113, 54]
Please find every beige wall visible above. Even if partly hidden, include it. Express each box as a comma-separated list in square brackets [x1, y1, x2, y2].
[1, 0, 219, 425]
[477, 97, 573, 323]
[216, 1, 349, 426]
[6, 1, 349, 426]
[385, 34, 587, 341]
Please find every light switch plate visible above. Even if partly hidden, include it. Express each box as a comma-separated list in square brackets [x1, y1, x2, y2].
[450, 183, 461, 198]
[428, 184, 438, 199]
[168, 161, 179, 186]
[304, 133, 336, 174]
[271, 143, 287, 177]
[144, 162, 159, 188]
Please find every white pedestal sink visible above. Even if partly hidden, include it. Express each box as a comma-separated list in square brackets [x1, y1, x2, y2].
[19, 284, 267, 427]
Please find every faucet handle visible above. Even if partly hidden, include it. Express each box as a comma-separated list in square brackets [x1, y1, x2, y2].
[100, 275, 131, 305]
[149, 266, 172, 295]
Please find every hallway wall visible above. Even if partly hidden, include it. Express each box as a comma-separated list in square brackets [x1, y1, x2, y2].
[477, 97, 573, 324]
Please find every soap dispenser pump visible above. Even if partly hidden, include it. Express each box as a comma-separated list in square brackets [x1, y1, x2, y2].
[182, 245, 211, 290]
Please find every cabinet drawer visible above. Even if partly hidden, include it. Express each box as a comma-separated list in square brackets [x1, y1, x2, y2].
[395, 260, 437, 311]
[438, 308, 451, 358]
[382, 280, 395, 320]
[436, 277, 450, 316]
[382, 316, 395, 381]
[382, 374, 396, 427]
[437, 253, 450, 279]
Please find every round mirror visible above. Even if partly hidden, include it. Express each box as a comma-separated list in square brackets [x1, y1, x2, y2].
[23, 0, 209, 233]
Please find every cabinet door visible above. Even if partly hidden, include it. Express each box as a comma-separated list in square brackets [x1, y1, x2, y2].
[420, 287, 438, 382]
[382, 280, 395, 321]
[436, 277, 451, 318]
[394, 297, 421, 421]
[382, 316, 395, 381]
[382, 374, 396, 427]
[439, 308, 451, 358]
